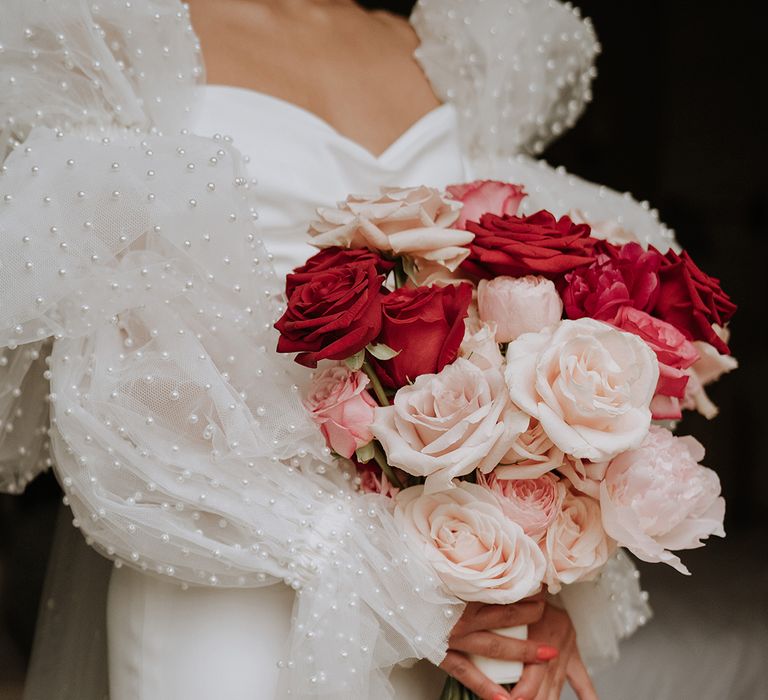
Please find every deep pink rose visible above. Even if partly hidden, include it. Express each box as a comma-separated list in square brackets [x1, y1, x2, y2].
[653, 249, 737, 355]
[562, 242, 662, 321]
[446, 180, 526, 229]
[304, 366, 377, 459]
[611, 307, 700, 420]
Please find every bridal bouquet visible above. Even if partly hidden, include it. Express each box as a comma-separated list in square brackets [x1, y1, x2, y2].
[275, 182, 737, 696]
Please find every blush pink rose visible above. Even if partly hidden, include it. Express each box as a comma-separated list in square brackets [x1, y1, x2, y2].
[394, 481, 545, 603]
[447, 180, 526, 229]
[505, 318, 659, 462]
[610, 307, 700, 420]
[304, 366, 377, 459]
[478, 471, 564, 541]
[543, 484, 614, 593]
[600, 427, 725, 574]
[495, 419, 565, 480]
[477, 275, 563, 343]
[372, 359, 528, 492]
[562, 242, 663, 322]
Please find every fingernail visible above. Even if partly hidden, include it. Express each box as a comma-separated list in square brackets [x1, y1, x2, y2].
[492, 695, 509, 700]
[536, 644, 559, 661]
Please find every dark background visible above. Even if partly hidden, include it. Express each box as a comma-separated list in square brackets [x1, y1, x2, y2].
[1, 1, 765, 697]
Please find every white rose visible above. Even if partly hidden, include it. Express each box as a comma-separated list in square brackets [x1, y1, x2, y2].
[395, 482, 545, 603]
[372, 359, 528, 493]
[505, 318, 659, 462]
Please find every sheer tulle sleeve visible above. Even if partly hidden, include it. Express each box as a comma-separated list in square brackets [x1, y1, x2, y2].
[412, 0, 599, 159]
[1, 3, 464, 697]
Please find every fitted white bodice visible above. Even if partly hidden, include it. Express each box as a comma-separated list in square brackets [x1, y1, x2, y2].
[191, 85, 467, 278]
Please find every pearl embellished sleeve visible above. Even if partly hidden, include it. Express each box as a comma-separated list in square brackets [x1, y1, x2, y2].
[412, 0, 600, 159]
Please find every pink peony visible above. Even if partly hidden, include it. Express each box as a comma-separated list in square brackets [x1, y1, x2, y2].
[304, 365, 377, 459]
[477, 275, 563, 343]
[562, 242, 662, 322]
[600, 427, 725, 574]
[394, 482, 545, 603]
[479, 471, 564, 541]
[544, 484, 614, 593]
[611, 307, 700, 420]
[447, 180, 526, 229]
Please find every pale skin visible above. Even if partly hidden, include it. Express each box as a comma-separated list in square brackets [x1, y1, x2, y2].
[188, 1, 599, 698]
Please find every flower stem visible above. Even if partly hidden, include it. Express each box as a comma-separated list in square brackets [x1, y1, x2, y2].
[362, 360, 390, 406]
[372, 441, 404, 490]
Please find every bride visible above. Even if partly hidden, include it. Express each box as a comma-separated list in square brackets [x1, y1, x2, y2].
[0, 1, 667, 698]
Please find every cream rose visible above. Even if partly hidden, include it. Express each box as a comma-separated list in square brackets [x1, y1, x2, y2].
[505, 318, 659, 462]
[459, 320, 505, 371]
[600, 427, 725, 574]
[544, 484, 614, 593]
[478, 276, 563, 343]
[372, 359, 528, 493]
[395, 482, 545, 603]
[495, 419, 565, 479]
[479, 471, 563, 541]
[308, 186, 474, 273]
[558, 456, 609, 499]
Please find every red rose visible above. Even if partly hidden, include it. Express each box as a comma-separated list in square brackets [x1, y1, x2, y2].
[446, 180, 526, 229]
[562, 242, 662, 321]
[652, 249, 737, 354]
[460, 210, 597, 280]
[275, 256, 387, 367]
[370, 283, 473, 389]
[285, 247, 393, 298]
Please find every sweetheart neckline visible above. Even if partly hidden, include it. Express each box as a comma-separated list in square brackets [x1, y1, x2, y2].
[204, 84, 452, 162]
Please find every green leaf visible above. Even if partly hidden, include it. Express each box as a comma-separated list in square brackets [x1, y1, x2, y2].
[366, 343, 401, 361]
[344, 350, 365, 371]
[355, 442, 375, 464]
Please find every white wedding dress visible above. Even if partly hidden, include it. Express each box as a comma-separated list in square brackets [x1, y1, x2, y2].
[0, 1, 672, 698]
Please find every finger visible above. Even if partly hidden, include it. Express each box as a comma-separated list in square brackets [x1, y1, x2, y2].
[451, 631, 558, 663]
[533, 666, 553, 700]
[439, 651, 512, 700]
[507, 660, 547, 700]
[464, 601, 546, 633]
[566, 650, 599, 700]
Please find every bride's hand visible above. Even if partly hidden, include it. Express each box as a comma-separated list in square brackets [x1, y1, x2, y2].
[513, 603, 598, 700]
[439, 595, 556, 700]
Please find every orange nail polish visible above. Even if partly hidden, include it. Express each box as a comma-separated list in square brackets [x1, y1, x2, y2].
[536, 645, 559, 661]
[492, 694, 508, 700]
